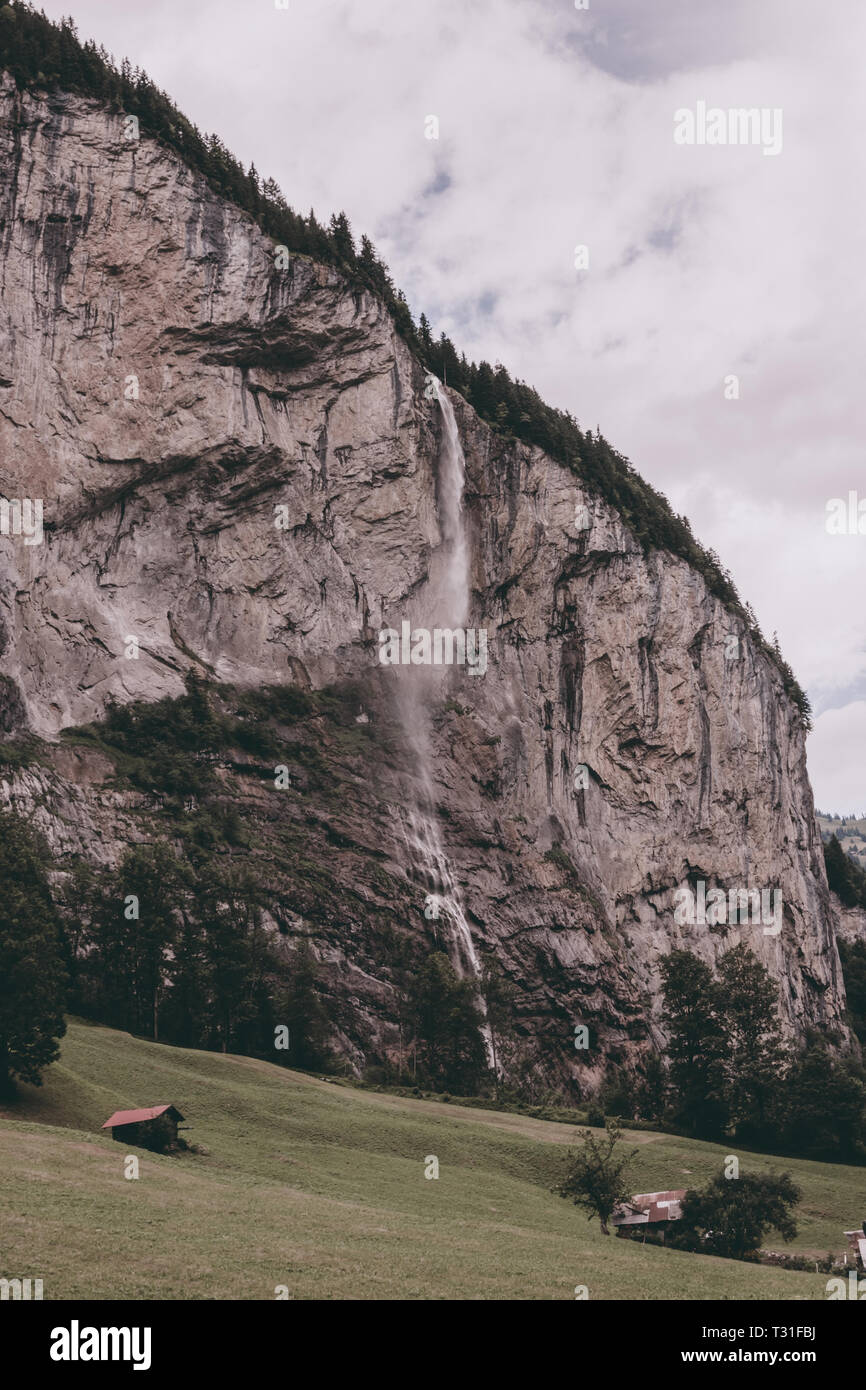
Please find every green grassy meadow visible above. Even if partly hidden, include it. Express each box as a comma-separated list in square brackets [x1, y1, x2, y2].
[0, 1019, 862, 1300]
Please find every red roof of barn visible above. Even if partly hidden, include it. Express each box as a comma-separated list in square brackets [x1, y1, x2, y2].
[101, 1104, 183, 1129]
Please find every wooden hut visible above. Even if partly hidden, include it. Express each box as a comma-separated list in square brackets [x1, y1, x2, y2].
[612, 1189, 686, 1243]
[101, 1104, 185, 1152]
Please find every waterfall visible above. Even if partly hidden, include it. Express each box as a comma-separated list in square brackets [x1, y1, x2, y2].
[390, 378, 493, 1063]
[426, 383, 469, 633]
[398, 729, 485, 984]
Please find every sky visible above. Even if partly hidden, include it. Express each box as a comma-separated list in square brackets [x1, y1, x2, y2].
[42, 0, 866, 814]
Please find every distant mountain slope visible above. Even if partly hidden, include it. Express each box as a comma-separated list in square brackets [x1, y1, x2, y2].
[818, 812, 866, 871]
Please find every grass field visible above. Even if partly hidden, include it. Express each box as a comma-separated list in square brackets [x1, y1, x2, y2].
[0, 1019, 862, 1300]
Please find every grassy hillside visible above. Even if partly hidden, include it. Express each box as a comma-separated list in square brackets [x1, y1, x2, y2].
[0, 1020, 861, 1300]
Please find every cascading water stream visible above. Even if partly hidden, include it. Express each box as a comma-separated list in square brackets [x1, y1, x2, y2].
[426, 384, 469, 630]
[391, 379, 493, 1064]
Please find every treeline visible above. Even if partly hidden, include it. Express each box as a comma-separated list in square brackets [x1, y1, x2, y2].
[0, 792, 507, 1096]
[0, 3, 810, 726]
[583, 945, 866, 1166]
[64, 844, 507, 1089]
[0, 809, 67, 1097]
[3, 789, 865, 1169]
[0, 805, 336, 1080]
[59, 846, 334, 1066]
[650, 946, 866, 1162]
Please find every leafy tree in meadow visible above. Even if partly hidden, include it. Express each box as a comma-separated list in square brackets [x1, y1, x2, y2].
[557, 1120, 638, 1235]
[672, 1171, 800, 1261]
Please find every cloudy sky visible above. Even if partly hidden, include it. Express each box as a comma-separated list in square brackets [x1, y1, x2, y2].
[45, 0, 866, 813]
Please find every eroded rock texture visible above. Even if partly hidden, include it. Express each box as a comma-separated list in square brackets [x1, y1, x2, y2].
[0, 78, 850, 1089]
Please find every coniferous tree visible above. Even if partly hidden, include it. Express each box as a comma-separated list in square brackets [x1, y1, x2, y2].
[200, 865, 272, 1054]
[659, 949, 728, 1136]
[839, 938, 866, 1044]
[328, 211, 355, 266]
[781, 1035, 866, 1161]
[716, 944, 787, 1140]
[245, 162, 262, 216]
[634, 1052, 667, 1121]
[406, 951, 487, 1093]
[356, 234, 390, 298]
[90, 842, 188, 1040]
[54, 858, 99, 1014]
[825, 834, 866, 909]
[277, 941, 331, 1071]
[161, 910, 210, 1049]
[0, 810, 67, 1095]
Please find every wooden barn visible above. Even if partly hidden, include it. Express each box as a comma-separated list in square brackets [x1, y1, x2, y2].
[101, 1104, 185, 1152]
[612, 1189, 686, 1242]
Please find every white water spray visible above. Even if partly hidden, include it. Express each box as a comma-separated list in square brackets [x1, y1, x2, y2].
[391, 380, 492, 1061]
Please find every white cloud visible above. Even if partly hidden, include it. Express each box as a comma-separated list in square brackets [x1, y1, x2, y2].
[809, 702, 866, 815]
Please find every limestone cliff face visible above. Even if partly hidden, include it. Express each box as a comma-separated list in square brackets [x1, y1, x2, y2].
[831, 894, 866, 947]
[0, 77, 851, 1087]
